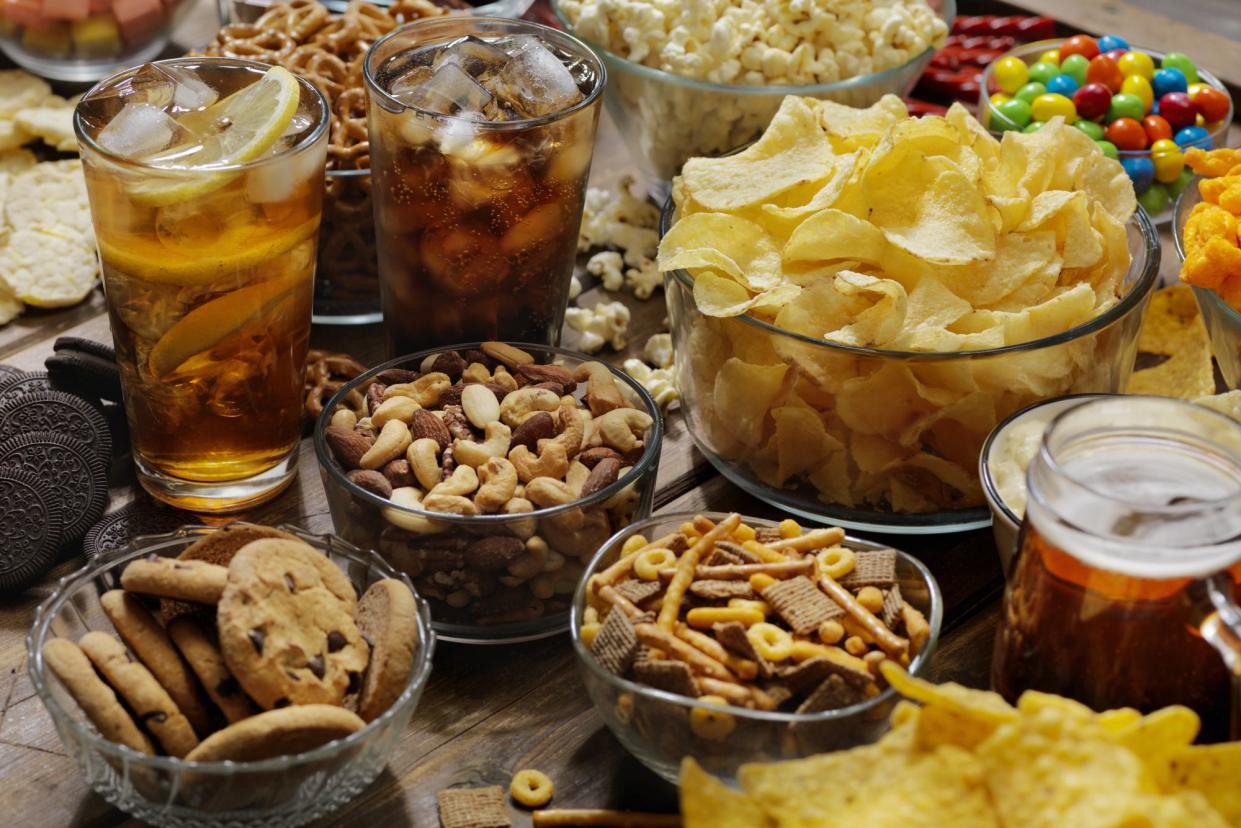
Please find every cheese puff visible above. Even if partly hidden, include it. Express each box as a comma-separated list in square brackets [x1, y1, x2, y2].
[1200, 176, 1229, 205]
[1182, 238, 1241, 291]
[1186, 147, 1241, 177]
[1218, 179, 1241, 215]
[1183, 202, 1238, 260]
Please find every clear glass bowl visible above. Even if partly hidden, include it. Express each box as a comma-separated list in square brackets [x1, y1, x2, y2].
[0, 0, 210, 82]
[572, 511, 942, 784]
[230, 0, 531, 18]
[27, 524, 436, 828]
[314, 342, 663, 644]
[1174, 180, 1241, 388]
[977, 39, 1233, 226]
[316, 168, 382, 325]
[663, 201, 1161, 534]
[549, 0, 954, 200]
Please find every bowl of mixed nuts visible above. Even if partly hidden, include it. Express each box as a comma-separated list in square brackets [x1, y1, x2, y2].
[314, 341, 663, 644]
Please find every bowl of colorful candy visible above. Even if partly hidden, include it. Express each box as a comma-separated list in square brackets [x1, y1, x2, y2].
[978, 35, 1232, 224]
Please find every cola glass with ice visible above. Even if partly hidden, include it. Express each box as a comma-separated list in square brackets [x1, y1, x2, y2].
[364, 18, 605, 354]
[74, 58, 329, 513]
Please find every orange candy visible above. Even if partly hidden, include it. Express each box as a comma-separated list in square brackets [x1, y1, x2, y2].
[1085, 55, 1124, 92]
[1060, 34, 1100, 61]
[1190, 85, 1231, 123]
[1105, 117, 1146, 151]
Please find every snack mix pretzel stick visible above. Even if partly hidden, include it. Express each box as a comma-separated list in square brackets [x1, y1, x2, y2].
[657, 514, 741, 630]
[533, 811, 682, 828]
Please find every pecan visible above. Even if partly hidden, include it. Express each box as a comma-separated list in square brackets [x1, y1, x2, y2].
[377, 368, 418, 384]
[427, 351, 467, 381]
[578, 446, 625, 468]
[580, 457, 621, 497]
[365, 383, 387, 417]
[441, 444, 457, 475]
[464, 536, 525, 570]
[463, 349, 489, 368]
[409, 409, 451, 450]
[381, 459, 415, 489]
[442, 405, 475, 441]
[419, 548, 467, 572]
[510, 410, 556, 450]
[325, 426, 373, 470]
[346, 469, 393, 498]
[516, 363, 576, 394]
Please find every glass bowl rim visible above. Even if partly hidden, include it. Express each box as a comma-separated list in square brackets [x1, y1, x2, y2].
[571, 511, 944, 723]
[314, 341, 664, 524]
[548, 0, 955, 97]
[73, 56, 331, 174]
[363, 15, 606, 131]
[27, 523, 437, 774]
[659, 197, 1161, 361]
[976, 38, 1234, 153]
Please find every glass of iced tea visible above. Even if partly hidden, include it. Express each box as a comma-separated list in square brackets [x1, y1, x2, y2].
[75, 58, 329, 513]
[992, 396, 1241, 740]
[364, 17, 605, 355]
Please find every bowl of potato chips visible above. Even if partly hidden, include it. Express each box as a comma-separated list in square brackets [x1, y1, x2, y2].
[658, 95, 1160, 533]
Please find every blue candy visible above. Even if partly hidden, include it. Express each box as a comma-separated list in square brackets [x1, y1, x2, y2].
[1174, 125, 1212, 149]
[1097, 34, 1130, 52]
[1121, 156, 1155, 193]
[1152, 67, 1188, 98]
[1045, 74, 1079, 97]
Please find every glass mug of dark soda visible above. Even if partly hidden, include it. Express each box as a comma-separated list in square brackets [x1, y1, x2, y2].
[992, 396, 1241, 740]
[363, 17, 605, 355]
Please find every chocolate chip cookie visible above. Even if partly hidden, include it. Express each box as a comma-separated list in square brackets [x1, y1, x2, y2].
[355, 579, 419, 722]
[184, 704, 366, 763]
[121, 556, 228, 605]
[168, 617, 256, 725]
[41, 638, 154, 755]
[218, 539, 369, 709]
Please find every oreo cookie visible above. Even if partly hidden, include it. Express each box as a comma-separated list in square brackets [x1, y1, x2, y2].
[53, 336, 117, 363]
[0, 365, 21, 381]
[0, 370, 54, 408]
[0, 468, 64, 593]
[0, 432, 108, 543]
[0, 390, 111, 463]
[84, 501, 193, 562]
[45, 351, 122, 402]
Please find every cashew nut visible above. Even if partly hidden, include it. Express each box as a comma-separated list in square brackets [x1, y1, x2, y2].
[503, 496, 538, 539]
[499, 387, 560, 427]
[359, 419, 412, 470]
[566, 460, 590, 496]
[604, 467, 640, 514]
[372, 395, 420, 428]
[506, 533, 547, 579]
[537, 404, 585, 460]
[406, 437, 443, 490]
[454, 421, 512, 468]
[490, 365, 518, 394]
[575, 361, 626, 416]
[330, 408, 357, 430]
[541, 510, 612, 560]
[474, 457, 518, 513]
[508, 441, 569, 483]
[383, 487, 446, 534]
[525, 476, 584, 531]
[421, 493, 480, 515]
[462, 362, 491, 384]
[530, 573, 555, 599]
[429, 464, 479, 497]
[595, 408, 653, 454]
[384, 372, 450, 407]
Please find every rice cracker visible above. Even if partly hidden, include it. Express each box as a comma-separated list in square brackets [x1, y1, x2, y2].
[0, 226, 97, 308]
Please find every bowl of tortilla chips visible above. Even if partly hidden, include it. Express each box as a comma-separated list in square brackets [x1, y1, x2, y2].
[658, 95, 1160, 533]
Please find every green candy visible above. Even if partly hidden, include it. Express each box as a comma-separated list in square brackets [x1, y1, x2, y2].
[1096, 139, 1119, 159]
[1060, 54, 1089, 86]
[1024, 120, 1046, 133]
[1073, 119, 1105, 140]
[995, 98, 1033, 128]
[1161, 52, 1199, 85]
[1028, 61, 1059, 86]
[1107, 93, 1145, 123]
[1138, 182, 1170, 214]
[1167, 167, 1196, 199]
[1015, 82, 1046, 104]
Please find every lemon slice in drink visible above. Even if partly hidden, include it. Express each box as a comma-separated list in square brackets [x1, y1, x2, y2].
[125, 66, 302, 207]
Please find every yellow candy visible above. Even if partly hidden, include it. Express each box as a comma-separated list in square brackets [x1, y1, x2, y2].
[1118, 50, 1154, 79]
[1154, 152, 1185, 183]
[1120, 74, 1153, 111]
[1037, 48, 1060, 66]
[993, 55, 1029, 95]
[1031, 93, 1076, 122]
[989, 92, 1011, 107]
[689, 696, 736, 741]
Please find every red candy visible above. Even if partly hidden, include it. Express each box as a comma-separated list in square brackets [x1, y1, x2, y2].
[1105, 117, 1147, 151]
[1073, 83, 1113, 120]
[1104, 48, 1127, 62]
[1142, 114, 1173, 143]
[1159, 92, 1197, 130]
[1086, 55, 1124, 92]
[1060, 34, 1100, 61]
[1190, 86, 1231, 123]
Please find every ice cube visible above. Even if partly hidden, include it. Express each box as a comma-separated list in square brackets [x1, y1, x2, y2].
[398, 63, 494, 120]
[97, 102, 178, 159]
[163, 65, 217, 111]
[488, 38, 583, 119]
[433, 35, 509, 78]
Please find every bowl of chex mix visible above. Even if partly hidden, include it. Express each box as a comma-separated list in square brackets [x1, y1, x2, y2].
[572, 511, 942, 783]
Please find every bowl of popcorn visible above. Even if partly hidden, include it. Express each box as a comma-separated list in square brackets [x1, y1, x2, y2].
[658, 95, 1160, 533]
[0, 0, 204, 81]
[573, 511, 942, 783]
[29, 523, 434, 828]
[314, 341, 663, 644]
[551, 0, 953, 197]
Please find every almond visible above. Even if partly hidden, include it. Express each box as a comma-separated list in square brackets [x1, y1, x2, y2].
[461, 384, 501, 429]
[464, 536, 525, 570]
[409, 409, 451, 450]
[377, 368, 418, 384]
[325, 426, 373, 470]
[427, 351, 466, 381]
[580, 457, 621, 497]
[511, 411, 556, 450]
[515, 363, 576, 394]
[578, 446, 625, 468]
[346, 469, 393, 498]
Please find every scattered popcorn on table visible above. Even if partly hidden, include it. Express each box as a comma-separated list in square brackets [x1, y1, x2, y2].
[625, 257, 663, 299]
[643, 332, 673, 369]
[587, 250, 625, 291]
[566, 301, 631, 353]
[623, 358, 679, 410]
[568, 273, 583, 301]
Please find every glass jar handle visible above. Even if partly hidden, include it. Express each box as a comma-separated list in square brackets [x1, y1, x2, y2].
[1199, 573, 1241, 739]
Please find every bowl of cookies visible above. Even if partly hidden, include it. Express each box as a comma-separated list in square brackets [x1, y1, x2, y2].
[314, 341, 663, 644]
[28, 523, 434, 828]
[573, 512, 941, 783]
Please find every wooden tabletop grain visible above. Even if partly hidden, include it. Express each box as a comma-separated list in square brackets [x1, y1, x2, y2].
[0, 2, 1238, 825]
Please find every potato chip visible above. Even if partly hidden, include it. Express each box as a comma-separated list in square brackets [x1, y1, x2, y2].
[1127, 285, 1215, 399]
[782, 208, 886, 266]
[1194, 390, 1241, 421]
[760, 150, 862, 229]
[1169, 742, 1241, 824]
[815, 94, 909, 150]
[1111, 706, 1200, 787]
[680, 759, 769, 828]
[712, 358, 788, 450]
[880, 662, 1018, 727]
[826, 271, 907, 346]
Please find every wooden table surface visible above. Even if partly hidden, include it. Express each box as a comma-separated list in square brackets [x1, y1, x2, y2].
[0, 2, 1238, 825]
